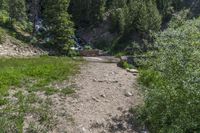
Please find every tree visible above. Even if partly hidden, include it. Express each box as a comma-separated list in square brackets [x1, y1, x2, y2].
[107, 0, 128, 9]
[69, 0, 105, 27]
[0, 0, 8, 11]
[0, 0, 9, 25]
[8, 0, 27, 21]
[42, 0, 75, 53]
[109, 0, 161, 34]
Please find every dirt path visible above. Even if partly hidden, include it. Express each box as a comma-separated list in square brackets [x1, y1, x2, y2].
[50, 58, 143, 133]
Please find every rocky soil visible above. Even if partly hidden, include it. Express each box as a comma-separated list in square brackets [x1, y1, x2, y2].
[49, 58, 143, 133]
[0, 38, 46, 57]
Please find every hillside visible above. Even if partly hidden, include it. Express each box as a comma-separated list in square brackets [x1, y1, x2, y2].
[0, 27, 45, 57]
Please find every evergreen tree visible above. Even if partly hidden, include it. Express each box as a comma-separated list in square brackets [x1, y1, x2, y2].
[0, 0, 8, 11]
[90, 0, 105, 24]
[42, 0, 75, 53]
[0, 0, 9, 25]
[8, 0, 27, 21]
[110, 0, 161, 34]
[69, 0, 105, 27]
[108, 0, 128, 9]
[146, 0, 161, 31]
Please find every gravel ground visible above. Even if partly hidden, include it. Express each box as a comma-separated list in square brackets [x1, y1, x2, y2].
[50, 59, 143, 133]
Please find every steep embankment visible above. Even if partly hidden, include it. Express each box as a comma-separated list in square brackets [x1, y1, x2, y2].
[0, 28, 46, 57]
[0, 38, 45, 57]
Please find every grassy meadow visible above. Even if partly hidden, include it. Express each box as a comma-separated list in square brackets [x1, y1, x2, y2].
[0, 56, 81, 132]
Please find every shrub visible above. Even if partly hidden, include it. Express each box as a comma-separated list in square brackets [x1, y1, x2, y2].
[139, 17, 200, 132]
[0, 10, 9, 25]
[13, 20, 33, 33]
[0, 28, 5, 43]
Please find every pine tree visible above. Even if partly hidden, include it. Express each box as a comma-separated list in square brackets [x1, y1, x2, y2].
[42, 0, 75, 53]
[0, 0, 9, 25]
[69, 0, 105, 27]
[0, 0, 8, 11]
[147, 0, 161, 31]
[8, 0, 27, 21]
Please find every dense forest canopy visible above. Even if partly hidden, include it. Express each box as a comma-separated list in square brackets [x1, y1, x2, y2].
[1, 0, 199, 53]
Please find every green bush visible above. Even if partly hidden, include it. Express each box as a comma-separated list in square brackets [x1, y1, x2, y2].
[139, 17, 200, 132]
[0, 28, 5, 43]
[118, 61, 133, 69]
[12, 20, 33, 33]
[0, 10, 9, 25]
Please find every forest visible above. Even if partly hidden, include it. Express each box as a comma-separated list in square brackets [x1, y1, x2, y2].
[0, 0, 199, 133]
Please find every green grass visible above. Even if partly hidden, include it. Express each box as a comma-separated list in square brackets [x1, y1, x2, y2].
[0, 56, 80, 98]
[44, 87, 59, 95]
[60, 87, 76, 96]
[0, 56, 81, 133]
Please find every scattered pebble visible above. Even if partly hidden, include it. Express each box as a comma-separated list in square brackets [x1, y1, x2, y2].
[126, 68, 138, 74]
[100, 94, 106, 98]
[92, 97, 100, 102]
[125, 92, 133, 97]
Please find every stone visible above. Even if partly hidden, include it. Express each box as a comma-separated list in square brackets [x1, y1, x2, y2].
[81, 127, 87, 133]
[125, 92, 133, 97]
[92, 97, 100, 102]
[100, 94, 106, 98]
[126, 68, 138, 74]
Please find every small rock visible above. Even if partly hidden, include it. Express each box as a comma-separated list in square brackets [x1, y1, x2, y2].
[101, 130, 106, 133]
[125, 92, 133, 97]
[127, 68, 138, 74]
[81, 127, 87, 133]
[100, 94, 106, 98]
[117, 107, 123, 111]
[92, 97, 100, 102]
[119, 83, 123, 87]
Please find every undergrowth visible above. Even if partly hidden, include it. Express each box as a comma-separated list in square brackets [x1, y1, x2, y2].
[138, 18, 200, 132]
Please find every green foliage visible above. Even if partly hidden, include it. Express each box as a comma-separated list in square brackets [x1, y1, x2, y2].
[118, 61, 133, 69]
[139, 18, 200, 132]
[168, 9, 189, 29]
[13, 20, 33, 33]
[0, 27, 5, 43]
[0, 10, 9, 25]
[8, 0, 27, 21]
[42, 0, 75, 54]
[110, 8, 126, 34]
[109, 0, 161, 35]
[69, 0, 105, 27]
[60, 87, 76, 96]
[156, 0, 183, 20]
[109, 0, 161, 52]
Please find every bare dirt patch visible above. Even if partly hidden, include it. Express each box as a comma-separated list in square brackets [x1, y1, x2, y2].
[50, 60, 143, 133]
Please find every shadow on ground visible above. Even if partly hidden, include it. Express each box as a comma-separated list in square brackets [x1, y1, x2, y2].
[107, 111, 142, 133]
